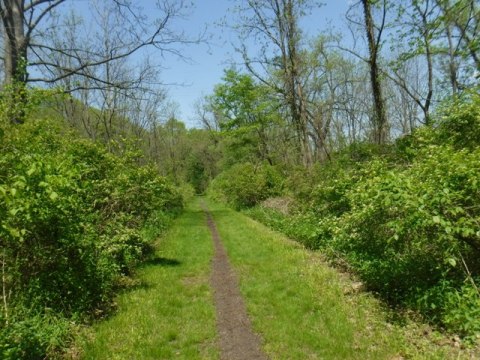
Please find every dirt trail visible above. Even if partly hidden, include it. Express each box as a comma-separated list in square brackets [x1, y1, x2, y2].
[203, 204, 268, 360]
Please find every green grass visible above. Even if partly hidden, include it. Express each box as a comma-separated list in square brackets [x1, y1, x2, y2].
[205, 199, 456, 360]
[78, 201, 219, 359]
[76, 198, 473, 359]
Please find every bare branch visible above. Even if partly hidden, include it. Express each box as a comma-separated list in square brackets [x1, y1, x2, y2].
[25, 0, 66, 39]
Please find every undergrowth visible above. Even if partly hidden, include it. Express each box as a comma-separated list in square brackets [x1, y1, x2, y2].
[219, 92, 480, 341]
[0, 90, 183, 359]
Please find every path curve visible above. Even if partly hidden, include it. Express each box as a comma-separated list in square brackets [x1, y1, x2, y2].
[202, 203, 268, 360]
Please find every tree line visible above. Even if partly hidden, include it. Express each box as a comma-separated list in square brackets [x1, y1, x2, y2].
[198, 0, 479, 169]
[1, 0, 478, 182]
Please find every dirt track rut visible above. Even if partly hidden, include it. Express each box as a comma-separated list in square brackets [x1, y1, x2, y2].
[203, 204, 268, 360]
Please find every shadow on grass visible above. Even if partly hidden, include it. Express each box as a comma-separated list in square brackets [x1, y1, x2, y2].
[143, 256, 181, 267]
[196, 201, 229, 219]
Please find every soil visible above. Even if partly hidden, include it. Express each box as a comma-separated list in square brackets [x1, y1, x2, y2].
[203, 205, 268, 360]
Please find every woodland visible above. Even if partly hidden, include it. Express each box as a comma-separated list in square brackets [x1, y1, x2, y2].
[0, 0, 479, 358]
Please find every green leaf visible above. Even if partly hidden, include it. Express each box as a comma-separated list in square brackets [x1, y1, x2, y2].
[432, 215, 440, 224]
[49, 191, 59, 201]
[447, 258, 456, 267]
[9, 207, 21, 216]
[27, 165, 36, 176]
[7, 227, 21, 238]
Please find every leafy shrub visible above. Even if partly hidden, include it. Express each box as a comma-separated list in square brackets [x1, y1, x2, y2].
[177, 181, 196, 204]
[0, 311, 72, 360]
[311, 144, 480, 335]
[0, 113, 183, 358]
[249, 93, 480, 337]
[141, 209, 177, 243]
[245, 206, 330, 250]
[208, 162, 283, 209]
[441, 281, 480, 339]
[435, 91, 480, 149]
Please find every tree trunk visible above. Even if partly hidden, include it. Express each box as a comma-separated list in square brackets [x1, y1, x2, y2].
[284, 0, 311, 166]
[445, 25, 459, 95]
[413, 2, 434, 125]
[1, 0, 28, 123]
[1, 0, 28, 84]
[361, 0, 388, 144]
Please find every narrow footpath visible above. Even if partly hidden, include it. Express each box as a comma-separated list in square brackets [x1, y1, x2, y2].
[203, 203, 267, 360]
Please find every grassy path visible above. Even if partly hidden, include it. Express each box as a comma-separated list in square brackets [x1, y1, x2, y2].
[79, 201, 219, 359]
[203, 203, 267, 360]
[79, 198, 459, 359]
[206, 200, 453, 360]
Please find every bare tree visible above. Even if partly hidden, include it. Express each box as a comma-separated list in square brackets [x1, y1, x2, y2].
[386, 0, 445, 126]
[233, 0, 320, 166]
[438, 0, 479, 71]
[361, 0, 389, 144]
[1, 0, 198, 86]
[0, 0, 200, 122]
[1, 0, 67, 84]
[43, 4, 164, 145]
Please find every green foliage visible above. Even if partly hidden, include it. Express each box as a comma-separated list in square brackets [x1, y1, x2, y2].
[209, 69, 283, 165]
[441, 281, 480, 339]
[0, 84, 59, 125]
[333, 145, 480, 303]
[435, 91, 480, 149]
[184, 129, 221, 194]
[176, 182, 196, 204]
[248, 94, 480, 338]
[211, 69, 278, 132]
[0, 312, 72, 360]
[0, 105, 182, 358]
[245, 206, 325, 250]
[208, 162, 283, 209]
[186, 155, 211, 193]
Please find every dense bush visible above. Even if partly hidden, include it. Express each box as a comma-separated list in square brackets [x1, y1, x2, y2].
[436, 92, 480, 150]
[333, 145, 479, 327]
[208, 162, 283, 209]
[248, 93, 480, 338]
[0, 116, 182, 358]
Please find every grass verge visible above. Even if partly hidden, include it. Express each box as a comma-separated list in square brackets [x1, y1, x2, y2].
[75, 201, 219, 360]
[206, 199, 467, 360]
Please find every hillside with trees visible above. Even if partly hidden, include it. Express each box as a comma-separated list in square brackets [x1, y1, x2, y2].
[0, 0, 479, 358]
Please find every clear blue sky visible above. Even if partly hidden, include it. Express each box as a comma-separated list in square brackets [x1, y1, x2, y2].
[68, 0, 352, 127]
[156, 0, 352, 127]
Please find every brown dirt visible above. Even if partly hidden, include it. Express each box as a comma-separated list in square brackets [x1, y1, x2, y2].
[203, 204, 268, 360]
[260, 196, 294, 215]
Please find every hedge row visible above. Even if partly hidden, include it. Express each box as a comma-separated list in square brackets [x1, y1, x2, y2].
[0, 118, 182, 358]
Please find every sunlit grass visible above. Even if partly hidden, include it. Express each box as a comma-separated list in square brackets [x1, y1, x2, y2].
[206, 199, 452, 360]
[76, 198, 469, 359]
[78, 201, 219, 360]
